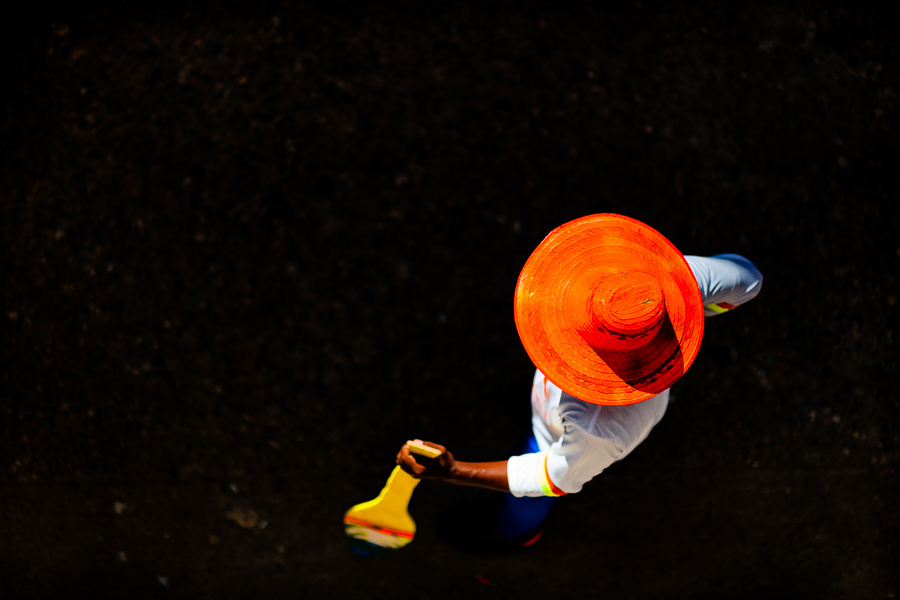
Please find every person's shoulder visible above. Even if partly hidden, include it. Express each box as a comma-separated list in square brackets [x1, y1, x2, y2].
[560, 391, 667, 425]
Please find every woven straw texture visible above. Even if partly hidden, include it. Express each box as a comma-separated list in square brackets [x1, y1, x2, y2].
[514, 214, 704, 406]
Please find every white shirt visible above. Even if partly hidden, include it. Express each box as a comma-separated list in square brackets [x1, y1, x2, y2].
[506, 254, 763, 497]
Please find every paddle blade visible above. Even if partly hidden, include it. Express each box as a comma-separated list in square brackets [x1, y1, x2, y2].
[343, 442, 441, 556]
[344, 466, 418, 556]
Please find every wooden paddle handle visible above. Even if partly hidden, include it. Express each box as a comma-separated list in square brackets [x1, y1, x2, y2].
[406, 440, 442, 459]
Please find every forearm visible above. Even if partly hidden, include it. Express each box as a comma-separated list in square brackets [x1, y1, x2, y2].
[397, 441, 511, 493]
[448, 460, 510, 493]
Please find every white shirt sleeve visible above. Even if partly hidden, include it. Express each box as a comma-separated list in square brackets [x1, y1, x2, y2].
[507, 432, 623, 498]
[507, 390, 670, 497]
[685, 254, 763, 316]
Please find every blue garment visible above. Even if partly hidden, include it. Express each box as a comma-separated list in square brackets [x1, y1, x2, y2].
[497, 434, 557, 541]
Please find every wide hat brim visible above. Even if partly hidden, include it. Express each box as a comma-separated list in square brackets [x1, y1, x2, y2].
[514, 214, 704, 406]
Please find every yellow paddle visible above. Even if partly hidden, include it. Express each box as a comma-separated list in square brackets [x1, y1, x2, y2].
[343, 440, 442, 556]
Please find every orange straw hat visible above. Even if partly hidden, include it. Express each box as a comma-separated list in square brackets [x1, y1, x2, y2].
[514, 214, 704, 406]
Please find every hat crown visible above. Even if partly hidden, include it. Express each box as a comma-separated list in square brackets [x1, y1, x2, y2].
[586, 272, 665, 352]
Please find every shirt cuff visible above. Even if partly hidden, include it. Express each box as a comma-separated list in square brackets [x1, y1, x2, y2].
[507, 451, 568, 498]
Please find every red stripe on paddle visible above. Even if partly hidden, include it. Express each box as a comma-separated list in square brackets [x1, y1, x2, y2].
[343, 516, 415, 538]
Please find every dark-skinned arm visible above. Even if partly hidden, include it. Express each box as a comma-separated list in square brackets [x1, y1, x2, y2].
[396, 440, 510, 493]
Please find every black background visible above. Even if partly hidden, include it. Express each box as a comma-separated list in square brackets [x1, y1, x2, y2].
[2, 1, 897, 598]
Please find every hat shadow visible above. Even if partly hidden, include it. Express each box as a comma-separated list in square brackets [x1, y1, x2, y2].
[594, 310, 686, 396]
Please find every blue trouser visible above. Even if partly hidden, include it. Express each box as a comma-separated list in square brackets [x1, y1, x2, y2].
[497, 433, 557, 541]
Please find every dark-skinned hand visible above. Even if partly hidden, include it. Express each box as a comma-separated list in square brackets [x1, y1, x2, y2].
[396, 440, 457, 481]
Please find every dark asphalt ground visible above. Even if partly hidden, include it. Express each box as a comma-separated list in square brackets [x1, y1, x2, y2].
[2, 1, 898, 598]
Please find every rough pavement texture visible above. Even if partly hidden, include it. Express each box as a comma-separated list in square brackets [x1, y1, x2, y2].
[2, 1, 897, 598]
